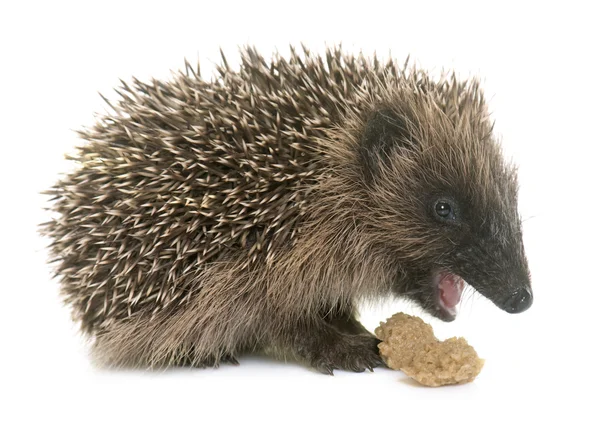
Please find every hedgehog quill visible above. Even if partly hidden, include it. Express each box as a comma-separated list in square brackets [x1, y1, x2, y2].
[42, 46, 532, 373]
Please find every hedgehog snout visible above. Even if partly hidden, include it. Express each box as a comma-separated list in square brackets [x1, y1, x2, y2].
[500, 286, 533, 314]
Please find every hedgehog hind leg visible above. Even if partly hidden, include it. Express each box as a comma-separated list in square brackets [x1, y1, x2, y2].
[90, 314, 241, 370]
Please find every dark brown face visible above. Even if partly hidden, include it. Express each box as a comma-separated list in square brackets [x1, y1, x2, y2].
[399, 189, 533, 322]
[359, 105, 533, 322]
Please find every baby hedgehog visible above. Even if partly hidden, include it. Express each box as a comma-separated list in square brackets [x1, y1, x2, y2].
[43, 46, 532, 373]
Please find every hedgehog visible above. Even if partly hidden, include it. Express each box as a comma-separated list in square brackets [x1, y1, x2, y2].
[42, 45, 533, 373]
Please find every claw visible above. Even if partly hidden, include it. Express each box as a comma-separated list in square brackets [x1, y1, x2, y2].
[316, 364, 335, 375]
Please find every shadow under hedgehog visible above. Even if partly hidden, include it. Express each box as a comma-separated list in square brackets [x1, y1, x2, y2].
[43, 46, 532, 374]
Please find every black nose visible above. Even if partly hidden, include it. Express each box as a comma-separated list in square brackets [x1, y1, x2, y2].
[502, 286, 533, 313]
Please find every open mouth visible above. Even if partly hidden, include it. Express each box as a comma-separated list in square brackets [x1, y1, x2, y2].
[433, 271, 465, 321]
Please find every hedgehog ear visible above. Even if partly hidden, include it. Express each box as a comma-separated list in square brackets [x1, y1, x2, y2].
[359, 109, 416, 182]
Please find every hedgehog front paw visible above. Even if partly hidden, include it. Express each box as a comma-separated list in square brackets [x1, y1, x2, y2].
[309, 333, 384, 375]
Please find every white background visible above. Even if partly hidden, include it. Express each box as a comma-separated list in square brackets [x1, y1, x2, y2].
[1, 1, 598, 421]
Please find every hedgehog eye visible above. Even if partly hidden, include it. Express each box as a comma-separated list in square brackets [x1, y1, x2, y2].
[435, 201, 454, 220]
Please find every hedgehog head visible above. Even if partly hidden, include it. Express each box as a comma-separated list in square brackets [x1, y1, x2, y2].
[352, 74, 532, 321]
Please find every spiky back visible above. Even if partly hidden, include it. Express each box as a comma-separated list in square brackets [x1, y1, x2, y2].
[43, 47, 408, 332]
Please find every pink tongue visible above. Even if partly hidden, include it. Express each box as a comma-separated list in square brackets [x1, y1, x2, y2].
[439, 274, 464, 308]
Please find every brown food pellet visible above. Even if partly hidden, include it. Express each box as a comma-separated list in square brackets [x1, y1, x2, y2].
[375, 313, 484, 387]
